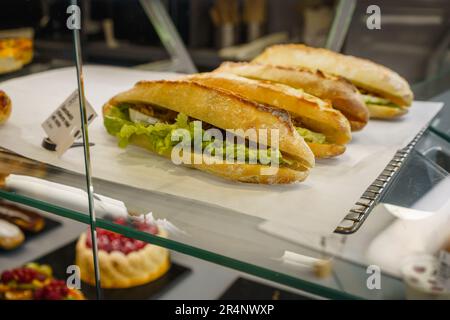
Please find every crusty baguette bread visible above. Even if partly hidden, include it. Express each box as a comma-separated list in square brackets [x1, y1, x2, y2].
[308, 143, 345, 158]
[103, 103, 309, 184]
[366, 104, 408, 119]
[109, 80, 314, 165]
[253, 44, 413, 108]
[188, 73, 351, 158]
[215, 62, 368, 131]
[103, 80, 314, 184]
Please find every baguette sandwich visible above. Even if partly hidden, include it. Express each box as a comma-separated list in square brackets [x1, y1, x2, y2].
[253, 44, 413, 119]
[102, 80, 315, 184]
[189, 72, 351, 158]
[215, 62, 368, 131]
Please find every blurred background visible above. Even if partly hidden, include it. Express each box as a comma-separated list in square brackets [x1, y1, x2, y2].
[0, 0, 449, 83]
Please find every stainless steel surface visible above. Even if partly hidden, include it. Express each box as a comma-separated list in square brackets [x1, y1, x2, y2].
[325, 0, 356, 52]
[416, 130, 450, 174]
[423, 148, 450, 173]
[335, 127, 428, 234]
[139, 0, 197, 74]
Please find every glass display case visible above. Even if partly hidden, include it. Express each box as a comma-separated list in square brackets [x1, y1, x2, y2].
[1, 0, 450, 300]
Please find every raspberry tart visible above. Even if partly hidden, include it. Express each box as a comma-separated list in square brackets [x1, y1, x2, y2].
[76, 217, 170, 288]
[0, 263, 84, 300]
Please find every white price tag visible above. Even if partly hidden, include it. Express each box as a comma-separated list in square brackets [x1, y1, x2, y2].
[41, 89, 97, 155]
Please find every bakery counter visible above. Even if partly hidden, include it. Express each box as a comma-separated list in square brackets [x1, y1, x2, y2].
[0, 59, 449, 299]
[2, 0, 450, 301]
[0, 153, 357, 299]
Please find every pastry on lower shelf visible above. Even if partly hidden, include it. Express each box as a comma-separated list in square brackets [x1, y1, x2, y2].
[0, 200, 45, 232]
[0, 263, 84, 300]
[0, 219, 24, 250]
[76, 217, 170, 289]
[0, 38, 33, 74]
[0, 152, 48, 178]
[0, 90, 11, 125]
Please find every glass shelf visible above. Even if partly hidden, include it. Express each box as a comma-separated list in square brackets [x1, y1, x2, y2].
[0, 150, 361, 299]
[1, 118, 450, 300]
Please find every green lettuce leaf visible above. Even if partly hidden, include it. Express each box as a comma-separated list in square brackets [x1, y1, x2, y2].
[361, 94, 400, 108]
[296, 127, 326, 144]
[104, 104, 286, 165]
